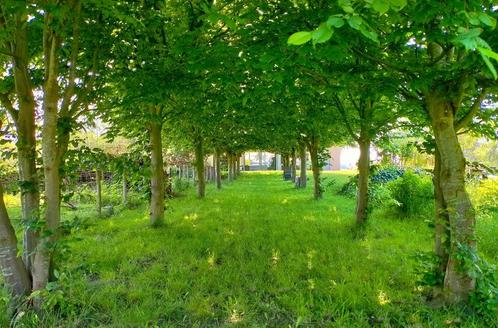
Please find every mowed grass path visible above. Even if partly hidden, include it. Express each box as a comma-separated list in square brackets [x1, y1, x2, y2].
[27, 173, 497, 327]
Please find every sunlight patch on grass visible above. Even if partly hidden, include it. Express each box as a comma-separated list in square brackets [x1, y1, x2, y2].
[377, 290, 390, 305]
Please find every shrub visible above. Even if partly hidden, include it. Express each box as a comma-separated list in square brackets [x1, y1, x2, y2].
[172, 177, 191, 193]
[387, 171, 433, 217]
[370, 165, 405, 184]
[369, 183, 394, 208]
[338, 165, 405, 198]
[470, 178, 498, 214]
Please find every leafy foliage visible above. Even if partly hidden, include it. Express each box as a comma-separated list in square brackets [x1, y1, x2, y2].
[386, 171, 434, 217]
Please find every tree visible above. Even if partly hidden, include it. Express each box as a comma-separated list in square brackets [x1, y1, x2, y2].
[0, 0, 119, 305]
[288, 0, 498, 303]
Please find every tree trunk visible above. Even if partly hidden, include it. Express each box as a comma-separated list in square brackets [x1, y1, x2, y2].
[96, 170, 102, 217]
[308, 138, 322, 200]
[236, 157, 241, 177]
[17, 143, 39, 277]
[0, 183, 31, 299]
[290, 149, 297, 182]
[228, 155, 233, 181]
[9, 24, 40, 278]
[195, 137, 205, 198]
[433, 148, 450, 279]
[232, 155, 237, 180]
[33, 38, 62, 295]
[149, 119, 164, 226]
[356, 138, 370, 225]
[426, 92, 476, 303]
[122, 172, 128, 206]
[215, 150, 222, 190]
[299, 142, 307, 188]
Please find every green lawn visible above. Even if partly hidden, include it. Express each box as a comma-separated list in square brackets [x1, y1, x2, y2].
[3, 172, 497, 327]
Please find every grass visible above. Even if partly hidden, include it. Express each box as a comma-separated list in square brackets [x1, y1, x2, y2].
[2, 171, 497, 327]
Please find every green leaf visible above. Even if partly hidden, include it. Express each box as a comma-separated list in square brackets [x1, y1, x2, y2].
[388, 0, 407, 10]
[359, 25, 379, 43]
[479, 53, 497, 79]
[326, 16, 345, 28]
[339, 0, 354, 13]
[287, 31, 312, 45]
[478, 47, 498, 61]
[467, 12, 481, 26]
[477, 47, 498, 79]
[347, 15, 363, 30]
[452, 28, 482, 50]
[372, 0, 390, 14]
[478, 13, 496, 28]
[312, 24, 334, 44]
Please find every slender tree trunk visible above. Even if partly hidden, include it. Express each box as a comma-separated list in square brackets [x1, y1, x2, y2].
[433, 148, 450, 279]
[232, 155, 237, 180]
[308, 138, 322, 200]
[299, 142, 307, 188]
[215, 150, 222, 189]
[17, 140, 39, 277]
[426, 92, 476, 303]
[194, 137, 205, 198]
[290, 149, 297, 182]
[236, 157, 241, 177]
[96, 170, 102, 217]
[9, 24, 40, 278]
[356, 138, 370, 225]
[33, 35, 61, 294]
[228, 155, 233, 181]
[0, 183, 31, 299]
[122, 172, 128, 206]
[149, 118, 164, 226]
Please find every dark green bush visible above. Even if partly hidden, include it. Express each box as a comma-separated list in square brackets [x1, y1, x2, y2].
[337, 165, 405, 198]
[387, 171, 433, 217]
[370, 165, 405, 184]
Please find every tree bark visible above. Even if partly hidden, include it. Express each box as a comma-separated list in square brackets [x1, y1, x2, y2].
[308, 137, 322, 200]
[232, 155, 238, 180]
[215, 150, 222, 189]
[299, 142, 307, 188]
[356, 138, 370, 225]
[96, 169, 102, 217]
[0, 183, 31, 299]
[194, 137, 205, 198]
[122, 172, 128, 206]
[149, 117, 165, 226]
[33, 28, 62, 294]
[426, 92, 476, 303]
[227, 154, 233, 181]
[236, 156, 240, 177]
[290, 149, 297, 182]
[433, 148, 450, 279]
[6, 16, 40, 278]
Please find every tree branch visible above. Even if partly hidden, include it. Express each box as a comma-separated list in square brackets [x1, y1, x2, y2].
[60, 0, 82, 117]
[0, 93, 19, 126]
[455, 89, 487, 132]
[333, 94, 359, 141]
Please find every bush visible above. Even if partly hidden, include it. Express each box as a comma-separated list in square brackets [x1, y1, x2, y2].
[370, 165, 405, 184]
[172, 177, 191, 193]
[387, 171, 433, 217]
[470, 178, 498, 214]
[369, 183, 394, 208]
[338, 165, 405, 198]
